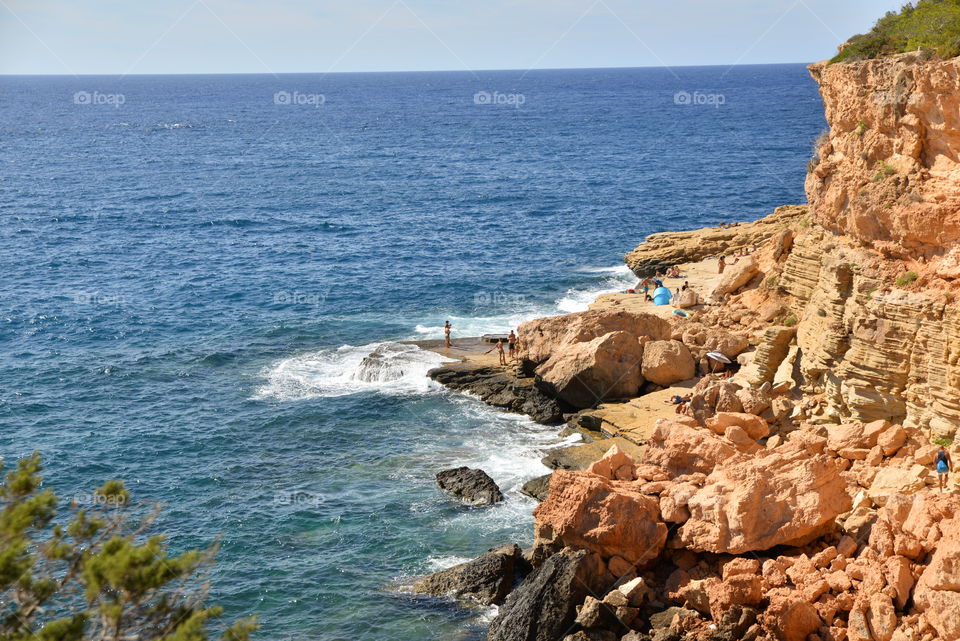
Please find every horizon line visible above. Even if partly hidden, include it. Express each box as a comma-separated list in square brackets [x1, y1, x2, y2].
[0, 59, 825, 78]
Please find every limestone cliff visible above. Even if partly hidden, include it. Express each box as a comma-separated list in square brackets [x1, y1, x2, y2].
[806, 54, 960, 271]
[621, 55, 960, 438]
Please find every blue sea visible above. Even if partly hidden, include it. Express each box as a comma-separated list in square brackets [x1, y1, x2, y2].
[0, 65, 824, 640]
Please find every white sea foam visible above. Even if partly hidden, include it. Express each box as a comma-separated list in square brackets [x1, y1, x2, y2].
[424, 555, 473, 572]
[411, 264, 637, 339]
[556, 264, 637, 313]
[252, 342, 454, 401]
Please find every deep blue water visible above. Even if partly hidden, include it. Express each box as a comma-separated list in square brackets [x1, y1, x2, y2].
[0, 65, 824, 640]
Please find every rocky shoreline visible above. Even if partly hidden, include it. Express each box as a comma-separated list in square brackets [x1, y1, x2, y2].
[408, 51, 960, 641]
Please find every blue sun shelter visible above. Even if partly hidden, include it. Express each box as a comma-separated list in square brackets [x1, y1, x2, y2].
[652, 286, 673, 306]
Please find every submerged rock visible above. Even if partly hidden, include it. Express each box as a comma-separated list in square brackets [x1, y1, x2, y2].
[412, 543, 521, 606]
[436, 467, 504, 506]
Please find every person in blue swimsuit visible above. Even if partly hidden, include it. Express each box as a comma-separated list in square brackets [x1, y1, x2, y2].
[937, 446, 953, 493]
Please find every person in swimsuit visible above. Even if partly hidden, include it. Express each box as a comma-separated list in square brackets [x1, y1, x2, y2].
[937, 446, 953, 492]
[485, 338, 506, 365]
[508, 330, 517, 360]
[718, 256, 726, 274]
[444, 321, 452, 348]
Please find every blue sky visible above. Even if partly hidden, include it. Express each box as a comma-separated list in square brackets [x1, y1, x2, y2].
[0, 0, 907, 74]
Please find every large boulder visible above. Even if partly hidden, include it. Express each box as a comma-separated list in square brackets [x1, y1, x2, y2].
[678, 444, 851, 554]
[641, 340, 696, 387]
[535, 330, 645, 408]
[519, 310, 671, 366]
[641, 419, 739, 477]
[913, 505, 960, 640]
[675, 289, 700, 309]
[866, 465, 928, 506]
[712, 256, 759, 296]
[413, 544, 522, 605]
[436, 467, 504, 506]
[704, 412, 770, 441]
[487, 548, 605, 641]
[533, 470, 667, 567]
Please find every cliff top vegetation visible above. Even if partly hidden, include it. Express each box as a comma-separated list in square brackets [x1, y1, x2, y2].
[831, 0, 960, 63]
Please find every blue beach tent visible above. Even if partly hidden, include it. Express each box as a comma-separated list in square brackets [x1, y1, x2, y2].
[652, 286, 672, 306]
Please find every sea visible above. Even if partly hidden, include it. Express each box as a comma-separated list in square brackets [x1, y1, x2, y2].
[0, 64, 824, 640]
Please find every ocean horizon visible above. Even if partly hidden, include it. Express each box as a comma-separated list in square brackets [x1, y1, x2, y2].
[1, 63, 825, 640]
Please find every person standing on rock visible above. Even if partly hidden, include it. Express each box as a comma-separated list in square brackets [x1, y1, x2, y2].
[718, 256, 726, 274]
[444, 321, 452, 349]
[937, 446, 953, 492]
[508, 330, 517, 360]
[485, 338, 506, 365]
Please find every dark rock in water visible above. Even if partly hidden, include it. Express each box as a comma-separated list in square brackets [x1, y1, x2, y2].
[412, 543, 521, 606]
[436, 467, 504, 506]
[428, 365, 569, 424]
[487, 548, 604, 641]
[520, 473, 552, 502]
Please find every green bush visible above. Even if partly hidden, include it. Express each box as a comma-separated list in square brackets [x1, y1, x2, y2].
[831, 1, 960, 63]
[0, 453, 257, 641]
[873, 161, 897, 181]
[896, 271, 919, 286]
[934, 436, 954, 447]
[855, 122, 868, 137]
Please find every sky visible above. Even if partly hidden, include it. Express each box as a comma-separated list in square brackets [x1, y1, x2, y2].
[0, 0, 908, 75]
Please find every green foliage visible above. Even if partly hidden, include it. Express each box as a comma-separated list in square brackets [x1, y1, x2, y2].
[866, 286, 879, 300]
[0, 453, 257, 641]
[831, 0, 960, 63]
[873, 161, 897, 181]
[896, 271, 919, 286]
[934, 436, 954, 447]
[762, 275, 780, 290]
[855, 122, 868, 137]
[783, 314, 798, 327]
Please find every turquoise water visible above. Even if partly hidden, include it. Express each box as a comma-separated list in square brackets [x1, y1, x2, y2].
[0, 64, 824, 639]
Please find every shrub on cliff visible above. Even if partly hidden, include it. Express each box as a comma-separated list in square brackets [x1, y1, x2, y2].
[0, 453, 257, 641]
[831, 0, 960, 63]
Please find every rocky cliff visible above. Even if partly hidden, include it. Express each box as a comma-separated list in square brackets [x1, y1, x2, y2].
[806, 54, 960, 270]
[621, 55, 960, 438]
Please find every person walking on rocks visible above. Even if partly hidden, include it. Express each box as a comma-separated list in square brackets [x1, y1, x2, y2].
[508, 330, 517, 360]
[444, 321, 452, 349]
[937, 445, 953, 492]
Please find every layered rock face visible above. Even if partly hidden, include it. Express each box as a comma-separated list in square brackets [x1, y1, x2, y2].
[624, 205, 806, 276]
[806, 55, 960, 262]
[774, 226, 960, 436]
